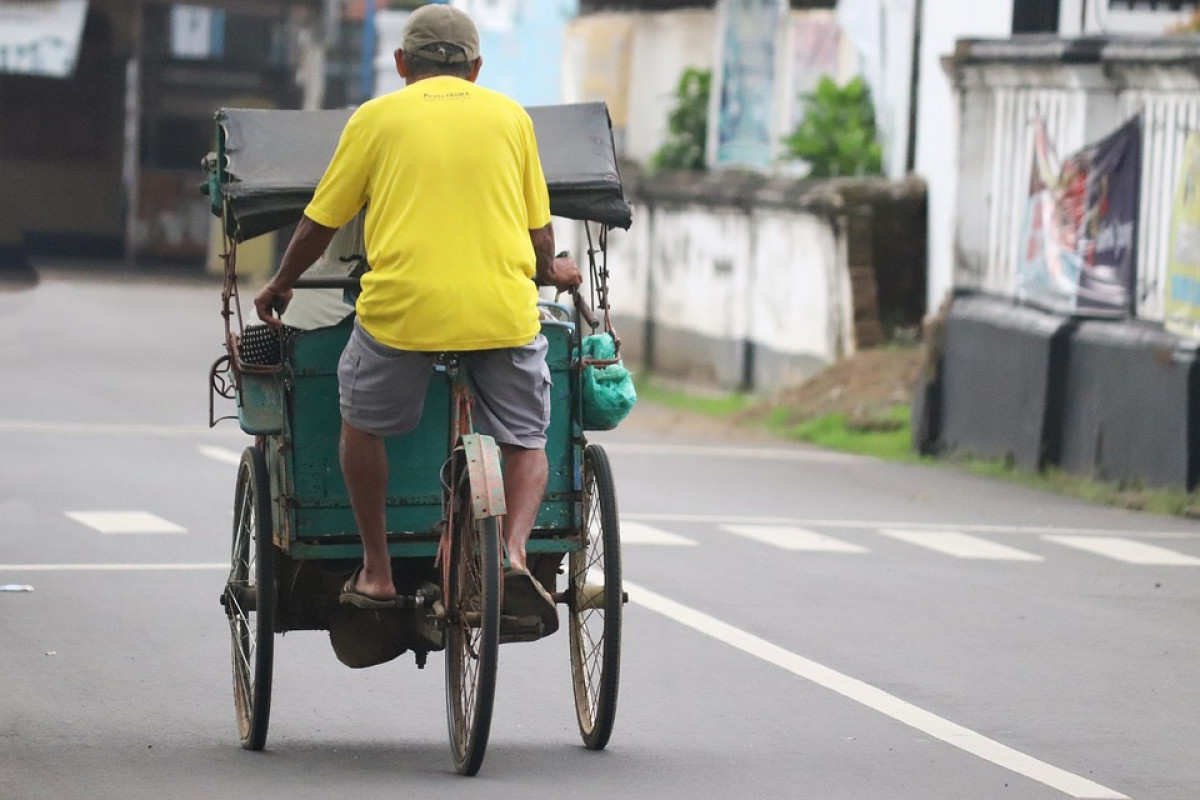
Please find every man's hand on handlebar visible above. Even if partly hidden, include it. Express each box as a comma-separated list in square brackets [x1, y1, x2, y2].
[538, 252, 583, 292]
[253, 282, 294, 328]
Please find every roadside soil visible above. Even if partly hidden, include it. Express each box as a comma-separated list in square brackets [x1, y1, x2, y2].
[620, 345, 925, 441]
[742, 345, 924, 429]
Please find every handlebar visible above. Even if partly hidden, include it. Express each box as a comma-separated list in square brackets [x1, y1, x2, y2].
[571, 289, 600, 331]
[292, 277, 611, 350]
[293, 277, 361, 290]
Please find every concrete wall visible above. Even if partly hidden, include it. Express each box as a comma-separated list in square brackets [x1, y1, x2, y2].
[559, 171, 926, 393]
[921, 291, 1200, 490]
[915, 0, 1015, 314]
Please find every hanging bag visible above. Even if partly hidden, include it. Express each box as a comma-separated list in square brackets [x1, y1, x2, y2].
[580, 331, 637, 431]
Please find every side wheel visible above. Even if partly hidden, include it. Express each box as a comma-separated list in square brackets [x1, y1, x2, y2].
[224, 446, 276, 751]
[444, 482, 501, 776]
[569, 443, 623, 750]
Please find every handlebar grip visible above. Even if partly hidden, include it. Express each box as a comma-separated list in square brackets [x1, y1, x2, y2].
[572, 290, 600, 330]
[292, 277, 361, 290]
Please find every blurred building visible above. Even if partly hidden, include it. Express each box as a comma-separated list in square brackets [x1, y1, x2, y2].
[0, 0, 328, 267]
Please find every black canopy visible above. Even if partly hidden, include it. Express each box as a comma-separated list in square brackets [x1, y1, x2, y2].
[210, 101, 632, 242]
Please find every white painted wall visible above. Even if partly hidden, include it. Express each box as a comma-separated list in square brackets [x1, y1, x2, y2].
[561, 195, 857, 390]
[563, 10, 716, 165]
[915, 0, 1014, 313]
[951, 47, 1200, 323]
[748, 210, 851, 368]
[836, 0, 917, 178]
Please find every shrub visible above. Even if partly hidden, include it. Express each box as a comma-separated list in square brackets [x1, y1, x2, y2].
[781, 76, 883, 178]
[651, 68, 711, 171]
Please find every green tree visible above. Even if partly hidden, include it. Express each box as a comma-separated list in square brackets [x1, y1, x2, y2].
[651, 68, 711, 171]
[782, 76, 883, 178]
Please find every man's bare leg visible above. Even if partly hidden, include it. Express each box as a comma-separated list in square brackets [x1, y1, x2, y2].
[339, 421, 397, 601]
[498, 444, 548, 572]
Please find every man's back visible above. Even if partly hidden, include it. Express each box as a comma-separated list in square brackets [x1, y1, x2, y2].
[305, 76, 552, 352]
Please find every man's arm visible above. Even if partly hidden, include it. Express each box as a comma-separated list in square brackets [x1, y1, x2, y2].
[530, 223, 582, 291]
[253, 215, 339, 327]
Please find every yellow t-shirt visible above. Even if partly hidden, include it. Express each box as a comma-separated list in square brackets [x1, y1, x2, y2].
[304, 76, 552, 351]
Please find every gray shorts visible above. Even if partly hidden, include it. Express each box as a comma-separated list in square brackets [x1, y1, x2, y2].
[337, 319, 551, 448]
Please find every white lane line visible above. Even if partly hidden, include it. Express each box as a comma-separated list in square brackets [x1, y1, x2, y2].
[878, 529, 1043, 561]
[620, 521, 697, 546]
[621, 513, 1196, 540]
[198, 445, 243, 465]
[720, 525, 867, 553]
[65, 511, 186, 535]
[0, 420, 247, 439]
[626, 581, 1128, 800]
[602, 442, 863, 462]
[1044, 536, 1200, 566]
[0, 563, 227, 571]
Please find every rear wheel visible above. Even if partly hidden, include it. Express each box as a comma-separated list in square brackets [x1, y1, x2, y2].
[444, 481, 501, 776]
[224, 446, 276, 751]
[569, 443, 623, 750]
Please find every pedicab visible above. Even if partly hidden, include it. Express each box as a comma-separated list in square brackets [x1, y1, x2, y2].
[202, 102, 634, 775]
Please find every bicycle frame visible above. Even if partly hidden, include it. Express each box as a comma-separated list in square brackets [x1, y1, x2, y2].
[437, 355, 506, 595]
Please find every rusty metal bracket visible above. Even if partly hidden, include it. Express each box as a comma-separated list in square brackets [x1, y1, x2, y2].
[460, 433, 506, 519]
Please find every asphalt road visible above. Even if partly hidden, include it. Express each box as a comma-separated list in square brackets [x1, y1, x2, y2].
[2, 269, 1199, 800]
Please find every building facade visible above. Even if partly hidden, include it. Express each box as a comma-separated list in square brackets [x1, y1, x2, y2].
[0, 0, 326, 267]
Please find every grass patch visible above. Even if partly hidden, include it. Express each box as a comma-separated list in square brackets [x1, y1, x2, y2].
[769, 405, 918, 461]
[633, 376, 752, 417]
[634, 377, 1200, 517]
[959, 458, 1200, 517]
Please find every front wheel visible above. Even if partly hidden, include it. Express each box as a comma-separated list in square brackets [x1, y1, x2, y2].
[569, 443, 623, 750]
[444, 481, 502, 776]
[224, 446, 277, 751]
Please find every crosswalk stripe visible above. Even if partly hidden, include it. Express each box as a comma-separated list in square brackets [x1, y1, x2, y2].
[1043, 535, 1200, 566]
[620, 521, 697, 546]
[198, 445, 242, 465]
[65, 511, 186, 535]
[719, 525, 868, 553]
[0, 563, 227, 572]
[878, 529, 1043, 561]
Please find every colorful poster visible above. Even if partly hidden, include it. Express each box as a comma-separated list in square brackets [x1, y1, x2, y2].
[1164, 133, 1200, 338]
[0, 0, 89, 79]
[711, 0, 786, 168]
[1016, 116, 1141, 317]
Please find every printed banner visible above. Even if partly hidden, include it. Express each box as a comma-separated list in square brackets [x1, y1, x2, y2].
[1016, 116, 1141, 317]
[711, 0, 786, 168]
[0, 0, 89, 79]
[1165, 133, 1200, 338]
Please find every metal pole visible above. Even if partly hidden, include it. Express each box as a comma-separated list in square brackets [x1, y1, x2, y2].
[904, 0, 923, 174]
[122, 0, 144, 264]
[359, 0, 376, 103]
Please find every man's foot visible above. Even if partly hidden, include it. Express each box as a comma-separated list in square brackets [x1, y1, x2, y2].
[502, 566, 558, 635]
[339, 564, 398, 609]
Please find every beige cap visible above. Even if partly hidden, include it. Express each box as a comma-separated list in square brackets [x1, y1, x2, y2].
[402, 4, 480, 64]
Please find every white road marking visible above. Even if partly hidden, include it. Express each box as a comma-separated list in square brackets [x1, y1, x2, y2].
[65, 511, 186, 535]
[620, 521, 697, 546]
[0, 420, 246, 439]
[627, 581, 1129, 800]
[0, 563, 227, 571]
[621, 513, 1196, 541]
[1044, 536, 1200, 566]
[720, 524, 867, 553]
[878, 529, 1043, 561]
[602, 442, 863, 462]
[198, 445, 243, 465]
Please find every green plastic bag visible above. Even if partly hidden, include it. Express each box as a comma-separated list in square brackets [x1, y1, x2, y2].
[580, 333, 637, 430]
